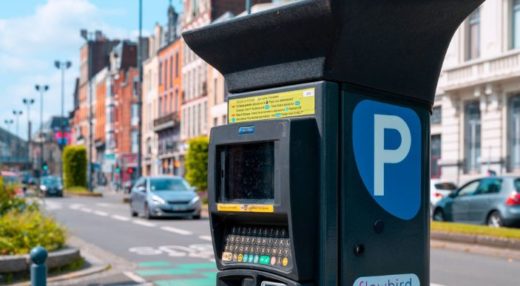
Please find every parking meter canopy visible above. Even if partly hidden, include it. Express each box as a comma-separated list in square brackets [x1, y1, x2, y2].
[183, 0, 484, 106]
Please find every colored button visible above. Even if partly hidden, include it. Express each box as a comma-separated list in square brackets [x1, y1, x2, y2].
[254, 255, 259, 264]
[238, 254, 243, 262]
[259, 256, 270, 265]
[248, 255, 254, 263]
[243, 254, 248, 262]
[282, 257, 289, 267]
[222, 252, 232, 262]
[270, 257, 277, 266]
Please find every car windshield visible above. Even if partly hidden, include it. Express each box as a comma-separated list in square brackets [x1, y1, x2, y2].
[42, 177, 62, 187]
[150, 178, 190, 192]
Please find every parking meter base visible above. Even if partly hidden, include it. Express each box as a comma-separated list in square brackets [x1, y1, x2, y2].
[217, 270, 312, 286]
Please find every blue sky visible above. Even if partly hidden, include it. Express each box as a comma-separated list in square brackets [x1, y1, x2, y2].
[0, 0, 183, 139]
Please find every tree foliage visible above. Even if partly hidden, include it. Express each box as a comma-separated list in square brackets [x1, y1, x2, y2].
[62, 145, 87, 188]
[185, 136, 209, 192]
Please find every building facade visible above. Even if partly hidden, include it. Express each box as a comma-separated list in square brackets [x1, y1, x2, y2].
[435, 0, 520, 184]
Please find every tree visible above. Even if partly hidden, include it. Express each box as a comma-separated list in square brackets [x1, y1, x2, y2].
[62, 145, 87, 188]
[185, 136, 209, 192]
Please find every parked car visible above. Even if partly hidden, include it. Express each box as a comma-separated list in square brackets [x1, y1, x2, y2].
[1, 171, 24, 197]
[432, 176, 520, 227]
[130, 176, 201, 220]
[430, 180, 457, 208]
[40, 176, 63, 197]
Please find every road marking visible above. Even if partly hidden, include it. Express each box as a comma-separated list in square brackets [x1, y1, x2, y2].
[133, 220, 157, 227]
[69, 204, 83, 210]
[123, 271, 147, 283]
[93, 210, 109, 217]
[199, 235, 212, 241]
[431, 284, 446, 286]
[80, 208, 93, 213]
[161, 226, 193, 235]
[111, 214, 130, 221]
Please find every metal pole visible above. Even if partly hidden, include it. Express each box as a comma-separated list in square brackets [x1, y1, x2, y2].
[136, 0, 143, 178]
[246, 0, 252, 14]
[30, 246, 47, 286]
[88, 41, 94, 192]
[40, 90, 44, 177]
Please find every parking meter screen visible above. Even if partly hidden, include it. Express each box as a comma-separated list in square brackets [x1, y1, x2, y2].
[224, 142, 274, 201]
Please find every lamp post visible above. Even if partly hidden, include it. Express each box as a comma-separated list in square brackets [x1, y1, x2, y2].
[136, 0, 143, 178]
[23, 98, 35, 170]
[81, 29, 95, 192]
[35, 84, 49, 178]
[13, 110, 23, 162]
[55, 60, 72, 184]
[4, 119, 14, 133]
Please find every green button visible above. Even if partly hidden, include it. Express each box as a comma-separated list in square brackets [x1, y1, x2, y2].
[259, 256, 270, 265]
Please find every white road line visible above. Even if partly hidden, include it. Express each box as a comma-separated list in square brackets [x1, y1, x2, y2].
[93, 211, 109, 217]
[80, 208, 93, 213]
[69, 204, 83, 210]
[160, 226, 193, 235]
[431, 284, 446, 286]
[111, 215, 130, 221]
[123, 271, 147, 283]
[199, 235, 212, 241]
[133, 220, 156, 227]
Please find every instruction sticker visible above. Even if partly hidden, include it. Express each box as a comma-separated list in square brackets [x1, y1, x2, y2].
[228, 88, 316, 123]
[217, 203, 274, 213]
[354, 273, 420, 286]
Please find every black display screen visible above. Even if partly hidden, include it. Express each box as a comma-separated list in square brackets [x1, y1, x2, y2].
[221, 142, 275, 202]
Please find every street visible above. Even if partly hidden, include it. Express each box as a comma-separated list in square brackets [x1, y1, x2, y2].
[42, 194, 520, 286]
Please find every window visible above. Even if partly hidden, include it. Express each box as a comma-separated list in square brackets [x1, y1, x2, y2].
[131, 130, 138, 153]
[466, 8, 481, 61]
[131, 104, 139, 125]
[513, 0, 520, 49]
[159, 62, 163, 85]
[431, 135, 441, 178]
[170, 56, 174, 88]
[464, 101, 481, 173]
[431, 106, 442, 125]
[509, 95, 520, 170]
[475, 178, 502, 195]
[458, 180, 480, 197]
[175, 52, 179, 77]
[214, 78, 218, 104]
[159, 97, 163, 116]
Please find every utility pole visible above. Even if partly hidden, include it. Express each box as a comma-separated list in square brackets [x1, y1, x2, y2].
[81, 29, 95, 192]
[55, 60, 72, 184]
[23, 98, 35, 170]
[35, 84, 49, 178]
[4, 119, 14, 133]
[12, 110, 23, 162]
[136, 0, 143, 178]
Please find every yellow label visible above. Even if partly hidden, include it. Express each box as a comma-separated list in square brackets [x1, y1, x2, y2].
[217, 203, 275, 213]
[228, 88, 316, 123]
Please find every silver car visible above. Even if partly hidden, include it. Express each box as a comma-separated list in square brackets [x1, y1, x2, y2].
[433, 176, 520, 227]
[130, 176, 202, 220]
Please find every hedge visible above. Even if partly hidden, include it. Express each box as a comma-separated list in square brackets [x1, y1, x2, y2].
[185, 136, 209, 192]
[62, 145, 87, 188]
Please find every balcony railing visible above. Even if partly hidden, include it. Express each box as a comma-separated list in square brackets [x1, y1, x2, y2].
[439, 50, 520, 92]
[153, 112, 180, 132]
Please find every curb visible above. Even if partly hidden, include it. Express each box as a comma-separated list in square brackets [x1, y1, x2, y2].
[431, 231, 520, 250]
[0, 247, 80, 274]
[9, 264, 111, 286]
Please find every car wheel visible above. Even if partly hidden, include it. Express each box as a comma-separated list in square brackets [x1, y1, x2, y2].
[433, 208, 445, 222]
[487, 211, 503, 228]
[130, 204, 138, 217]
[193, 214, 201, 220]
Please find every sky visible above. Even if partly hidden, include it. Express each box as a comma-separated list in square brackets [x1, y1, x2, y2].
[0, 0, 183, 140]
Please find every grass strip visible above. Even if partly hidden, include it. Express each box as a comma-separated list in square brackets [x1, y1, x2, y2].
[432, 221, 520, 240]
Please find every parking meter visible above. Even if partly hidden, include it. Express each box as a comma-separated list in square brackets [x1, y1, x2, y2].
[184, 1, 483, 285]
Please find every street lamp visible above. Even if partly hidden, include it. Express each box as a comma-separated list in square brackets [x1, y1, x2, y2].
[81, 29, 95, 192]
[136, 0, 143, 178]
[35, 84, 49, 178]
[23, 98, 35, 169]
[55, 60, 72, 184]
[4, 119, 14, 133]
[12, 110, 23, 138]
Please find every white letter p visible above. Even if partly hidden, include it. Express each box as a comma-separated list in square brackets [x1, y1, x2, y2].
[374, 114, 411, 197]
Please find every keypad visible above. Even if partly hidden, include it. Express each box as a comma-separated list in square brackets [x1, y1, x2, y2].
[221, 226, 292, 269]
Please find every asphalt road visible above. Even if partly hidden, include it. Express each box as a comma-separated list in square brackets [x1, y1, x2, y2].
[42, 193, 520, 286]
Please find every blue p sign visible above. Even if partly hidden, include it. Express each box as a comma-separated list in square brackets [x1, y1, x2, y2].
[353, 100, 421, 220]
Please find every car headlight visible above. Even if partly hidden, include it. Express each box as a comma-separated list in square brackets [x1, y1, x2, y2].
[190, 196, 200, 204]
[151, 194, 166, 205]
[40, 185, 47, 191]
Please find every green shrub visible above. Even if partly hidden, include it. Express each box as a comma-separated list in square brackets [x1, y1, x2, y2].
[62, 145, 87, 188]
[0, 177, 29, 216]
[0, 209, 66, 255]
[185, 136, 209, 192]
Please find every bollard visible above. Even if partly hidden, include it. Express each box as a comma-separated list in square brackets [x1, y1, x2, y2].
[30, 246, 48, 286]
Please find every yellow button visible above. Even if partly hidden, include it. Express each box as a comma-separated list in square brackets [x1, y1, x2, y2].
[222, 252, 232, 262]
[238, 254, 243, 262]
[282, 257, 289, 267]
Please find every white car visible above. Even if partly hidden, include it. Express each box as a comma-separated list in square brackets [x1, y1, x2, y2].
[430, 180, 457, 208]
